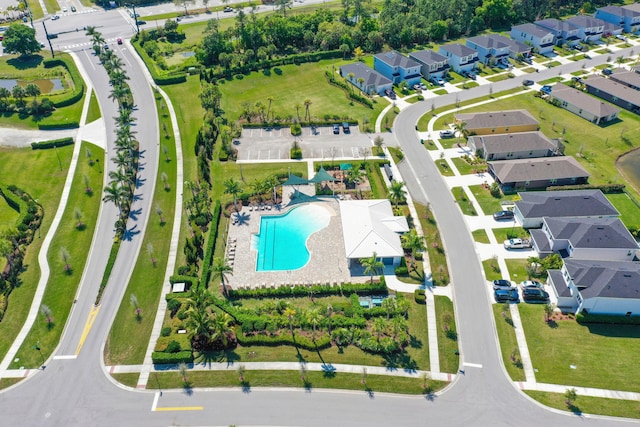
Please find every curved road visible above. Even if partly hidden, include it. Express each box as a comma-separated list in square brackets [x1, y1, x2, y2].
[1, 9, 638, 426]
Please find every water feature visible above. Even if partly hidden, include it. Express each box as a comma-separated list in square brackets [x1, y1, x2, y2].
[0, 78, 65, 94]
[617, 148, 640, 195]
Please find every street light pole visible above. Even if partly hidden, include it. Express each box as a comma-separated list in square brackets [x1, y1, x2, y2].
[33, 341, 45, 368]
[42, 21, 55, 58]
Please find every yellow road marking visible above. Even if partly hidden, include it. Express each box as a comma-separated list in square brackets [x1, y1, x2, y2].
[75, 305, 100, 356]
[154, 407, 204, 412]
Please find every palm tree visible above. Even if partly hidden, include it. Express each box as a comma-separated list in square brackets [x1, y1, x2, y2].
[306, 308, 323, 342]
[266, 96, 274, 122]
[85, 26, 97, 37]
[185, 287, 212, 312]
[223, 177, 242, 212]
[381, 297, 397, 320]
[211, 257, 233, 296]
[284, 307, 297, 338]
[210, 312, 233, 347]
[303, 98, 312, 123]
[102, 181, 126, 212]
[401, 229, 426, 270]
[346, 168, 364, 199]
[388, 181, 406, 208]
[360, 252, 384, 284]
[24, 83, 40, 100]
[371, 317, 386, 342]
[185, 307, 213, 346]
[453, 121, 469, 145]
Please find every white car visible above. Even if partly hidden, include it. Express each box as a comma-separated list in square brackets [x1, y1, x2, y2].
[62, 6, 67, 12]
[51, 14, 60, 20]
[503, 238, 532, 249]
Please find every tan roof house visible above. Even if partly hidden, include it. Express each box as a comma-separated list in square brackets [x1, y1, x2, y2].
[454, 109, 539, 135]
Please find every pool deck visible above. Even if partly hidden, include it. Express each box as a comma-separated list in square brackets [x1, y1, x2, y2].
[224, 197, 371, 289]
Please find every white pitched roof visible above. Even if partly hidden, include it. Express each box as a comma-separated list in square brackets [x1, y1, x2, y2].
[339, 199, 408, 259]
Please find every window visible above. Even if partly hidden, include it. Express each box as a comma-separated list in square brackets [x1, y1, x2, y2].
[550, 178, 557, 184]
[525, 180, 530, 186]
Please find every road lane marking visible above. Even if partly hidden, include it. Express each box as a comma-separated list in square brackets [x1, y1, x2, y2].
[463, 362, 483, 368]
[74, 305, 100, 356]
[151, 392, 159, 411]
[52, 355, 77, 360]
[155, 407, 204, 412]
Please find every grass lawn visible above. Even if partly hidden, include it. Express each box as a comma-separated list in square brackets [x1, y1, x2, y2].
[482, 258, 502, 281]
[217, 59, 388, 129]
[148, 370, 446, 395]
[486, 73, 513, 83]
[459, 81, 479, 89]
[594, 48, 610, 54]
[415, 203, 450, 286]
[451, 187, 477, 216]
[396, 261, 426, 285]
[568, 54, 586, 61]
[570, 70, 588, 76]
[105, 91, 178, 366]
[380, 106, 399, 131]
[520, 304, 640, 392]
[85, 90, 101, 124]
[0, 197, 19, 225]
[469, 184, 516, 216]
[111, 373, 139, 388]
[537, 76, 564, 85]
[492, 305, 525, 381]
[450, 157, 485, 175]
[524, 390, 640, 419]
[26, 0, 44, 19]
[433, 89, 448, 95]
[0, 145, 72, 362]
[471, 229, 490, 243]
[435, 296, 459, 373]
[606, 192, 640, 228]
[521, 67, 536, 73]
[492, 227, 528, 242]
[547, 61, 561, 67]
[504, 259, 534, 284]
[445, 72, 466, 85]
[435, 159, 454, 176]
[404, 95, 423, 104]
[43, 0, 59, 12]
[10, 142, 104, 368]
[0, 377, 23, 390]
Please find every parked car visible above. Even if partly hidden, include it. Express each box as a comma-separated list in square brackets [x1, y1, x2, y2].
[493, 210, 514, 221]
[332, 124, 340, 134]
[574, 44, 584, 51]
[493, 279, 515, 291]
[523, 288, 549, 303]
[467, 72, 477, 80]
[602, 68, 613, 76]
[223, 6, 233, 12]
[521, 280, 543, 290]
[419, 82, 427, 90]
[503, 238, 532, 249]
[342, 122, 350, 133]
[439, 130, 455, 138]
[616, 35, 626, 41]
[571, 76, 582, 82]
[103, 43, 109, 50]
[136, 20, 147, 25]
[523, 79, 534, 86]
[494, 288, 519, 303]
[436, 78, 445, 86]
[540, 85, 552, 94]
[522, 56, 532, 64]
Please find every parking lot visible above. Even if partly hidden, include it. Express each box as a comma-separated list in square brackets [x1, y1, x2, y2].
[235, 125, 376, 161]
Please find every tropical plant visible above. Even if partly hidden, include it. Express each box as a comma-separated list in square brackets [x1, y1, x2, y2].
[453, 121, 469, 145]
[388, 181, 406, 208]
[306, 308, 323, 342]
[211, 257, 233, 296]
[360, 252, 384, 284]
[223, 177, 242, 212]
[401, 229, 426, 269]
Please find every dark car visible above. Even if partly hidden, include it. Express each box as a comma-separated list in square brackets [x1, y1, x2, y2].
[70, 5, 76, 12]
[574, 44, 584, 51]
[540, 85, 552, 94]
[117, 37, 123, 45]
[523, 79, 534, 86]
[342, 122, 350, 133]
[494, 289, 519, 303]
[493, 279, 515, 291]
[602, 68, 613, 76]
[493, 210, 514, 221]
[439, 130, 455, 138]
[523, 288, 549, 303]
[522, 56, 533, 64]
[136, 20, 147, 25]
[332, 124, 340, 134]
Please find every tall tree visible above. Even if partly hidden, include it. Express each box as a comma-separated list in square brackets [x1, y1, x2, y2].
[211, 257, 233, 296]
[401, 229, 426, 270]
[223, 177, 242, 212]
[360, 252, 384, 284]
[303, 98, 312, 123]
[2, 23, 40, 57]
[388, 181, 406, 208]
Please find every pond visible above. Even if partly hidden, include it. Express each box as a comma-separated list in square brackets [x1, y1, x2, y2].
[618, 148, 640, 195]
[0, 78, 65, 94]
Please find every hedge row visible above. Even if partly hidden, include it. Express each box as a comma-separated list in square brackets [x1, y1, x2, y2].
[151, 350, 193, 364]
[37, 121, 80, 130]
[576, 313, 640, 325]
[31, 137, 74, 150]
[43, 57, 85, 108]
[168, 275, 198, 290]
[324, 70, 374, 108]
[228, 279, 387, 299]
[131, 40, 187, 86]
[546, 183, 625, 193]
[95, 241, 121, 305]
[241, 120, 356, 129]
[199, 200, 222, 289]
[236, 330, 332, 351]
[414, 289, 426, 304]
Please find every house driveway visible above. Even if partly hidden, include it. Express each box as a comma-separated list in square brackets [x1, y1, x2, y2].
[235, 125, 375, 161]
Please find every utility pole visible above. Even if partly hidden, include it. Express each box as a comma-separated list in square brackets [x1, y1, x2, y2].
[42, 21, 55, 58]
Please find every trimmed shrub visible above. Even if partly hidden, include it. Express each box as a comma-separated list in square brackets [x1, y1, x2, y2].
[235, 330, 331, 351]
[131, 40, 186, 85]
[199, 200, 221, 289]
[546, 183, 625, 193]
[165, 340, 181, 353]
[31, 137, 74, 150]
[169, 275, 197, 289]
[576, 313, 640, 325]
[152, 350, 193, 364]
[43, 57, 85, 108]
[37, 121, 80, 130]
[395, 266, 408, 275]
[228, 280, 387, 299]
[414, 289, 426, 304]
[161, 327, 172, 337]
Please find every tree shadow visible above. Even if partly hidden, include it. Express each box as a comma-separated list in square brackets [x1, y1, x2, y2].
[129, 208, 142, 220]
[321, 364, 336, 378]
[567, 403, 582, 416]
[241, 380, 251, 393]
[546, 320, 558, 329]
[7, 55, 43, 70]
[409, 335, 422, 349]
[303, 379, 312, 392]
[364, 386, 374, 399]
[182, 382, 193, 395]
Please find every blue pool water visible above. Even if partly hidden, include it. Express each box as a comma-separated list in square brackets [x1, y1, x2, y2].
[254, 204, 330, 271]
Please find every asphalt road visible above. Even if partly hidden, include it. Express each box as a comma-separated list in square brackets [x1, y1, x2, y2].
[0, 9, 638, 427]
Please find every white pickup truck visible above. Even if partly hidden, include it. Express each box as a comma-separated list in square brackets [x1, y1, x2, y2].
[503, 238, 532, 249]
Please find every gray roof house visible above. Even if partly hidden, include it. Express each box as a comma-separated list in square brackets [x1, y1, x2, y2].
[551, 83, 620, 124]
[468, 131, 559, 161]
[486, 34, 532, 58]
[534, 18, 580, 46]
[513, 189, 620, 229]
[583, 76, 640, 114]
[608, 68, 640, 90]
[465, 35, 511, 65]
[439, 43, 479, 73]
[488, 156, 590, 193]
[547, 259, 640, 315]
[510, 23, 555, 54]
[408, 50, 450, 80]
[530, 217, 639, 260]
[565, 15, 607, 41]
[339, 62, 392, 96]
[455, 109, 539, 135]
[596, 5, 640, 33]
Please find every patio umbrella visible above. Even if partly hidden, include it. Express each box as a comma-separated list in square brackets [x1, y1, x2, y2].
[309, 166, 337, 196]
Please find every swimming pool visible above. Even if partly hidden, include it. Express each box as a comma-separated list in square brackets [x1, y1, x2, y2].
[254, 204, 330, 271]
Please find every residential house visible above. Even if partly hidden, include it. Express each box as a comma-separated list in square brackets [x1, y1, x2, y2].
[488, 156, 590, 192]
[534, 18, 581, 47]
[465, 35, 511, 65]
[438, 44, 479, 74]
[513, 189, 620, 229]
[595, 5, 640, 33]
[603, 22, 624, 37]
[339, 199, 409, 267]
[530, 217, 639, 260]
[608, 68, 640, 90]
[468, 131, 559, 161]
[565, 15, 606, 42]
[547, 259, 640, 315]
[510, 23, 555, 54]
[583, 76, 640, 114]
[551, 83, 620, 124]
[486, 34, 532, 59]
[339, 62, 392, 96]
[408, 50, 449, 81]
[373, 50, 422, 86]
[454, 109, 539, 135]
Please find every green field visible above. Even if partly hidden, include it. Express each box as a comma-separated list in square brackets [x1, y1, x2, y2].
[606, 192, 640, 228]
[471, 229, 490, 243]
[415, 203, 450, 286]
[85, 90, 101, 124]
[469, 184, 517, 216]
[525, 390, 640, 419]
[520, 304, 640, 392]
[451, 187, 477, 216]
[0, 145, 73, 362]
[492, 305, 525, 381]
[435, 296, 459, 373]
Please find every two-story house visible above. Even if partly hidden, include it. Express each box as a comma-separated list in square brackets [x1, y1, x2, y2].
[534, 18, 581, 47]
[547, 259, 640, 315]
[530, 217, 639, 260]
[565, 15, 606, 42]
[465, 35, 510, 65]
[373, 51, 422, 87]
[486, 34, 532, 59]
[408, 50, 449, 81]
[596, 5, 640, 33]
[510, 23, 555, 54]
[438, 44, 479, 74]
